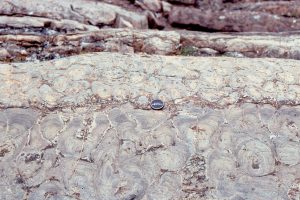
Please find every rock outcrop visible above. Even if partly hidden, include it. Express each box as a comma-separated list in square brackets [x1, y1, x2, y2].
[2, 0, 300, 32]
[1, 28, 300, 62]
[1, 0, 300, 200]
[1, 53, 300, 199]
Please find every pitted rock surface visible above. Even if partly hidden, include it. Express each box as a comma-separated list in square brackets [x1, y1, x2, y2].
[0, 52, 300, 200]
[0, 52, 300, 108]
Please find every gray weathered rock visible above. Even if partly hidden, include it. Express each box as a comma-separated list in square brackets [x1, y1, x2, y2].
[0, 16, 100, 32]
[1, 0, 300, 199]
[115, 17, 134, 28]
[0, 53, 299, 199]
[180, 31, 300, 60]
[143, 0, 162, 12]
[1, 52, 299, 109]
[0, 29, 181, 62]
[0, 0, 148, 29]
[169, 6, 300, 32]
[230, 1, 300, 18]
[162, 1, 172, 15]
[2, 28, 300, 62]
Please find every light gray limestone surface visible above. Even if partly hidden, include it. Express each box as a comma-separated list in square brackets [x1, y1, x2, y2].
[0, 53, 300, 200]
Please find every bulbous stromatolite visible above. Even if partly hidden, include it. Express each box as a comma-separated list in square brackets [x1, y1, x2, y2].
[234, 136, 275, 177]
[0, 53, 300, 199]
[0, 104, 299, 199]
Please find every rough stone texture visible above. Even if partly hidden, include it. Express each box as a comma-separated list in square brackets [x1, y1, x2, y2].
[0, 52, 300, 199]
[230, 1, 300, 18]
[162, 1, 172, 15]
[2, 0, 300, 33]
[0, 16, 100, 33]
[0, 29, 181, 62]
[1, 0, 300, 199]
[1, 52, 299, 109]
[0, 0, 148, 29]
[169, 6, 300, 32]
[141, 0, 162, 12]
[180, 31, 300, 59]
[115, 17, 134, 28]
[2, 28, 300, 62]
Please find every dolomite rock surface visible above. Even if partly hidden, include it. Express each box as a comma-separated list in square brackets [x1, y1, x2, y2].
[0, 52, 300, 200]
[0, 0, 148, 29]
[2, 28, 300, 63]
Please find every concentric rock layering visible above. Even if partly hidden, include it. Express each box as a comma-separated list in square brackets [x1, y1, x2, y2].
[0, 53, 300, 199]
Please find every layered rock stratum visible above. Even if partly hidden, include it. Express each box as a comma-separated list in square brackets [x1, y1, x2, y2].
[0, 0, 300, 200]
